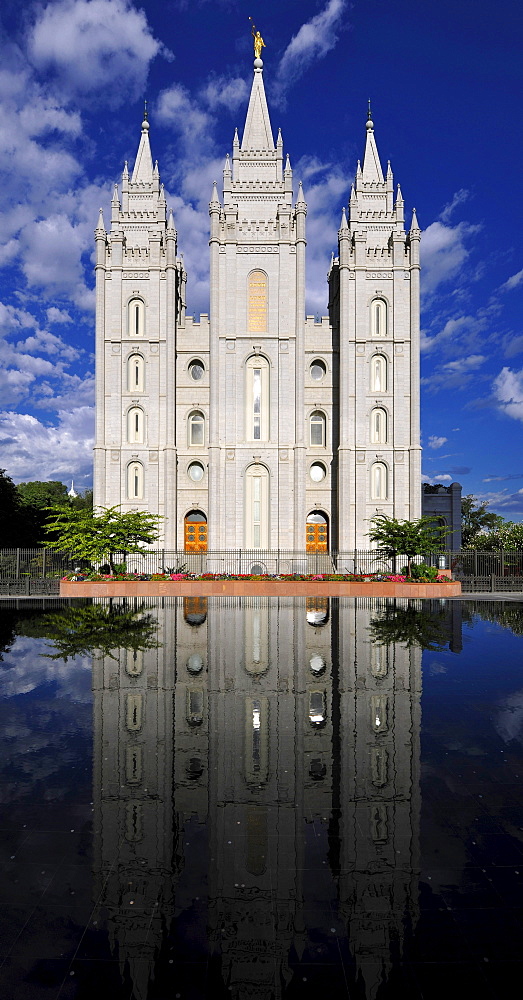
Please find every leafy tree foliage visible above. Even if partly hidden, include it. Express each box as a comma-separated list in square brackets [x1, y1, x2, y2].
[45, 504, 162, 572]
[466, 520, 523, 550]
[0, 468, 27, 546]
[368, 514, 449, 576]
[39, 604, 160, 662]
[461, 495, 505, 547]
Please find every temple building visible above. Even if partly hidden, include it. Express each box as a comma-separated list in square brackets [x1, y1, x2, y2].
[93, 50, 421, 551]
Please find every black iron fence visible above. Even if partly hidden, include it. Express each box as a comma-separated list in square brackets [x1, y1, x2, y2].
[1, 547, 523, 591]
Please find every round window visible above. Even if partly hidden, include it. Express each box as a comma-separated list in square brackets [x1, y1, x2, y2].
[310, 359, 326, 381]
[309, 462, 326, 482]
[188, 462, 204, 482]
[187, 654, 204, 674]
[189, 360, 204, 381]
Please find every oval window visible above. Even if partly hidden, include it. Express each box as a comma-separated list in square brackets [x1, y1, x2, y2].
[187, 654, 204, 674]
[310, 462, 326, 482]
[189, 360, 204, 381]
[310, 360, 326, 381]
[188, 462, 204, 482]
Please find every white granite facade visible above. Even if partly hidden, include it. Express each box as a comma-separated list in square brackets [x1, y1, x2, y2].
[93, 61, 421, 550]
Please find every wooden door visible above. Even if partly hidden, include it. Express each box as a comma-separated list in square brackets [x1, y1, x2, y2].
[306, 522, 328, 552]
[184, 520, 208, 552]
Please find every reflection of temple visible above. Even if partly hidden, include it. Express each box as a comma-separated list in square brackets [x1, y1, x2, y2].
[92, 597, 430, 998]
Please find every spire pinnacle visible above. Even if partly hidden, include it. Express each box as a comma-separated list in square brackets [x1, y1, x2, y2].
[296, 180, 306, 206]
[210, 180, 220, 208]
[95, 207, 105, 232]
[131, 108, 154, 184]
[410, 207, 421, 232]
[339, 205, 348, 231]
[241, 54, 274, 150]
[361, 103, 384, 183]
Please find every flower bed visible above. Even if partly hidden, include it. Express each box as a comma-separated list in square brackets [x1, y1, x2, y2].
[60, 572, 461, 599]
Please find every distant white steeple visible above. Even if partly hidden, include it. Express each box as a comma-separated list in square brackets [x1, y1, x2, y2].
[68, 480, 78, 499]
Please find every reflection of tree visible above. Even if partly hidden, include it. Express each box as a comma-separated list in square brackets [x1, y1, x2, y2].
[369, 603, 451, 651]
[38, 603, 160, 661]
[467, 600, 523, 637]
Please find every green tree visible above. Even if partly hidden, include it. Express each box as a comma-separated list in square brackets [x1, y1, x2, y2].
[368, 514, 449, 577]
[45, 504, 162, 572]
[0, 468, 26, 546]
[17, 480, 69, 545]
[38, 604, 160, 662]
[461, 495, 505, 547]
[467, 520, 523, 551]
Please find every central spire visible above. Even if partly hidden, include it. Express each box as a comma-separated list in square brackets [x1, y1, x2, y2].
[241, 58, 274, 151]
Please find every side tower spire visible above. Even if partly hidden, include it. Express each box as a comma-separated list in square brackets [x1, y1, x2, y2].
[330, 105, 421, 547]
[93, 111, 184, 548]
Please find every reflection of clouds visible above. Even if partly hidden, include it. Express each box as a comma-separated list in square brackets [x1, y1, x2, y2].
[0, 636, 92, 702]
[494, 688, 523, 744]
[427, 659, 448, 676]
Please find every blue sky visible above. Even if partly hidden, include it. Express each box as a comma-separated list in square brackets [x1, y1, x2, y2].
[0, 0, 522, 517]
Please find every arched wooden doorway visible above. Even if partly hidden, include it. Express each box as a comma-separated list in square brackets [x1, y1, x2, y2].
[184, 510, 207, 552]
[306, 511, 329, 552]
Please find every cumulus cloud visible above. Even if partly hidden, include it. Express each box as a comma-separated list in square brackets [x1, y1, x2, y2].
[0, 407, 94, 484]
[274, 0, 347, 99]
[492, 367, 523, 422]
[47, 307, 72, 325]
[421, 219, 481, 297]
[28, 0, 165, 107]
[201, 75, 249, 112]
[427, 435, 448, 449]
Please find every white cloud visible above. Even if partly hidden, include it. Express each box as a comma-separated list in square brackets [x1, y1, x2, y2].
[500, 268, 523, 292]
[442, 354, 486, 373]
[421, 220, 481, 297]
[28, 0, 164, 107]
[434, 474, 452, 482]
[275, 0, 347, 98]
[440, 188, 470, 223]
[492, 366, 523, 422]
[19, 213, 94, 308]
[293, 156, 348, 314]
[201, 75, 249, 113]
[47, 307, 72, 325]
[428, 435, 448, 449]
[0, 407, 94, 483]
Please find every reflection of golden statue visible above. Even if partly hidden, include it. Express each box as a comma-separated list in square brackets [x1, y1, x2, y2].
[249, 19, 266, 59]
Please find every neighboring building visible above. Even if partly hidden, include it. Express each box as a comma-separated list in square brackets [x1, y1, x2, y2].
[422, 482, 462, 550]
[93, 52, 421, 551]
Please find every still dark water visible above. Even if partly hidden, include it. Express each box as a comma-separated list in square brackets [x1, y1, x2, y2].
[1, 597, 523, 1000]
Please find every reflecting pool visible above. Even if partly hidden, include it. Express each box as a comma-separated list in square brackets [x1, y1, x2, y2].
[1, 597, 523, 999]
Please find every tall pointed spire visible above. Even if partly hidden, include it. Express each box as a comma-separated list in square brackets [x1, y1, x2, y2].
[362, 103, 384, 184]
[131, 106, 154, 185]
[242, 61, 274, 150]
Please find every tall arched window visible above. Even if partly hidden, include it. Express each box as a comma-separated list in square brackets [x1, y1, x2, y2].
[310, 410, 326, 447]
[245, 464, 269, 548]
[128, 354, 145, 392]
[371, 354, 387, 392]
[371, 298, 387, 338]
[245, 355, 269, 441]
[188, 410, 205, 446]
[127, 407, 144, 444]
[127, 461, 144, 500]
[248, 270, 267, 333]
[370, 407, 387, 444]
[371, 462, 388, 500]
[128, 298, 145, 337]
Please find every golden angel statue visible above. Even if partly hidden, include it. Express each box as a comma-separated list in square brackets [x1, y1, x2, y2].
[249, 20, 266, 59]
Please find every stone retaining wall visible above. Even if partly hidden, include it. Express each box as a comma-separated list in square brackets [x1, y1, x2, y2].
[60, 580, 461, 598]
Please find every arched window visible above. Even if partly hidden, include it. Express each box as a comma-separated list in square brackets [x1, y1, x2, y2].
[310, 410, 326, 447]
[245, 464, 269, 548]
[188, 410, 205, 446]
[128, 298, 145, 337]
[371, 354, 387, 392]
[127, 461, 144, 500]
[128, 354, 145, 392]
[370, 407, 387, 444]
[127, 406, 144, 444]
[245, 355, 269, 442]
[371, 462, 388, 500]
[371, 298, 387, 337]
[248, 270, 267, 333]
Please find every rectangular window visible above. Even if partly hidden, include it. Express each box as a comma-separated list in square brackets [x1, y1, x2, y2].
[253, 369, 261, 440]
